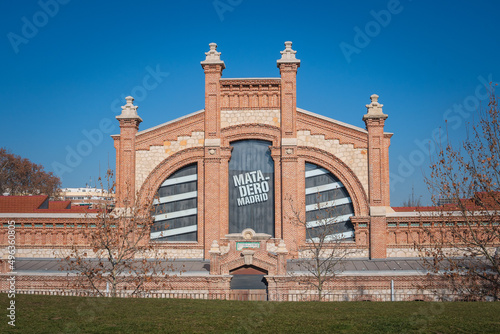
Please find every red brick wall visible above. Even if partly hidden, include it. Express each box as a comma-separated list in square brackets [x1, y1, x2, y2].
[279, 63, 298, 138]
[364, 115, 392, 258]
[115, 118, 141, 207]
[116, 53, 377, 262]
[220, 78, 281, 110]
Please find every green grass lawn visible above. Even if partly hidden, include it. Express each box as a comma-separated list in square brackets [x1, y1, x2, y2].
[1, 294, 499, 333]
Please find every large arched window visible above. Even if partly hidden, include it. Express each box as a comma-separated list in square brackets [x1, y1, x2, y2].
[150, 164, 198, 241]
[304, 162, 355, 242]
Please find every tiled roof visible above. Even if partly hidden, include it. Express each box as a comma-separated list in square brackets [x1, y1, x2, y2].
[393, 192, 500, 212]
[392, 206, 438, 212]
[13, 258, 430, 276]
[0, 196, 97, 213]
[0, 195, 48, 213]
[48, 201, 71, 210]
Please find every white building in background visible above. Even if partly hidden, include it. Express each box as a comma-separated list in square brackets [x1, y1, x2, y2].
[60, 186, 114, 208]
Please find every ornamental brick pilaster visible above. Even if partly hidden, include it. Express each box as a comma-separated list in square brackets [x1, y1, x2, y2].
[363, 94, 390, 258]
[270, 146, 282, 239]
[219, 146, 233, 248]
[204, 139, 222, 258]
[277, 43, 301, 257]
[280, 140, 299, 257]
[115, 96, 142, 208]
[201, 43, 225, 139]
[209, 240, 222, 275]
[266, 276, 288, 301]
[201, 43, 225, 258]
[276, 239, 288, 276]
[277, 41, 300, 139]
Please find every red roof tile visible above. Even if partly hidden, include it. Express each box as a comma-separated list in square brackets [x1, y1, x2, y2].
[0, 196, 98, 213]
[48, 201, 71, 210]
[0, 195, 48, 213]
[392, 192, 500, 212]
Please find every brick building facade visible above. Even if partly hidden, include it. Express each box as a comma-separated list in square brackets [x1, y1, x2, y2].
[112, 42, 392, 263]
[2, 42, 496, 300]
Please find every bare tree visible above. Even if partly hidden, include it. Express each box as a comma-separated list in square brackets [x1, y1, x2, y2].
[287, 193, 356, 301]
[0, 148, 61, 197]
[420, 85, 500, 300]
[62, 170, 171, 297]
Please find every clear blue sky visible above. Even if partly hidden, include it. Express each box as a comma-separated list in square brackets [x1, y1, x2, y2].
[1, 0, 499, 205]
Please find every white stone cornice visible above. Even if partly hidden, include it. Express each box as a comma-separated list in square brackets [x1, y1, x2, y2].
[370, 206, 387, 217]
[136, 109, 204, 136]
[281, 138, 297, 146]
[297, 108, 368, 134]
[204, 138, 221, 147]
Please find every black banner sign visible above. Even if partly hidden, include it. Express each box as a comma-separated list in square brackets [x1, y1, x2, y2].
[228, 140, 274, 236]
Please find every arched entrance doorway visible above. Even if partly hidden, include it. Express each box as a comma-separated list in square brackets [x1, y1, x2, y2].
[229, 265, 268, 301]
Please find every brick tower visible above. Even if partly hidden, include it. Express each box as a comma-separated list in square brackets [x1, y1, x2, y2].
[114, 96, 142, 207]
[277, 41, 301, 255]
[201, 43, 225, 254]
[363, 94, 391, 258]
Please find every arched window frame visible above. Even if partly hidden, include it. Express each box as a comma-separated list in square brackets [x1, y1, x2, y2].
[150, 163, 198, 242]
[304, 162, 356, 242]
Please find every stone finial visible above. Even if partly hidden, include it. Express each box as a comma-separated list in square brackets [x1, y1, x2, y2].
[276, 239, 288, 254]
[363, 94, 388, 120]
[209, 240, 220, 254]
[277, 41, 300, 65]
[116, 96, 142, 121]
[201, 42, 225, 68]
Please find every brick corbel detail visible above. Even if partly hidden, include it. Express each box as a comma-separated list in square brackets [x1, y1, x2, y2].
[204, 144, 222, 257]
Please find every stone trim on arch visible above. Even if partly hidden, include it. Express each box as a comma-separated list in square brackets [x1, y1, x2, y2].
[135, 131, 205, 191]
[297, 146, 369, 217]
[296, 129, 369, 192]
[221, 123, 281, 147]
[221, 256, 278, 276]
[136, 146, 205, 216]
